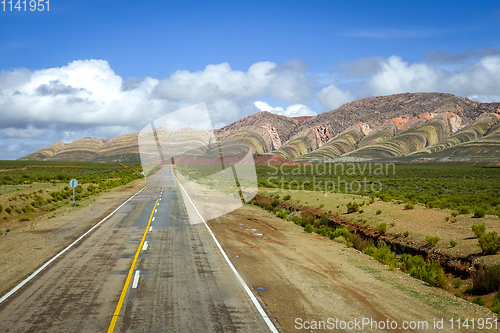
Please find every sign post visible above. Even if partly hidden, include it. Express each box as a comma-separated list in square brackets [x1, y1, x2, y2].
[70, 179, 78, 204]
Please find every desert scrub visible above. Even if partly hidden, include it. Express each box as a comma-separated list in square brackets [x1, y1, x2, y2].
[471, 297, 486, 306]
[471, 223, 486, 237]
[346, 202, 359, 214]
[375, 209, 381, 215]
[271, 199, 279, 208]
[425, 236, 440, 246]
[283, 194, 291, 200]
[452, 278, 463, 288]
[365, 242, 397, 268]
[403, 231, 410, 237]
[276, 210, 290, 219]
[404, 203, 415, 210]
[378, 223, 387, 234]
[304, 224, 314, 233]
[18, 216, 30, 222]
[473, 207, 486, 218]
[399, 254, 447, 288]
[450, 240, 458, 247]
[470, 264, 500, 294]
[478, 232, 500, 255]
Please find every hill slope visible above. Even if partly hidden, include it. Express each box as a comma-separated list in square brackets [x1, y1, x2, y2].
[19, 92, 500, 163]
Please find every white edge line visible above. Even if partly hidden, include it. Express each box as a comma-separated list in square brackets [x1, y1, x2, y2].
[152, 216, 155, 222]
[132, 270, 141, 289]
[149, 226, 153, 232]
[0, 167, 164, 305]
[174, 175, 279, 333]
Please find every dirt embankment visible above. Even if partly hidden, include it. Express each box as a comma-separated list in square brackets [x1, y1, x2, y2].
[254, 194, 481, 277]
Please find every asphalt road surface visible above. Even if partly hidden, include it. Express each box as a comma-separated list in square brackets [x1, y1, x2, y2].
[0, 166, 274, 332]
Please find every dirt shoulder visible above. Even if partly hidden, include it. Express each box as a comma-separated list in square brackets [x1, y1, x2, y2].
[209, 205, 498, 332]
[0, 176, 153, 296]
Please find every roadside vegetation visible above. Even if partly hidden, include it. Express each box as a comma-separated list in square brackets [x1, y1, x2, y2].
[254, 164, 500, 218]
[250, 193, 500, 317]
[0, 161, 145, 233]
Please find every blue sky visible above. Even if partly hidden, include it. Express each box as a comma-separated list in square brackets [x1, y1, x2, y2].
[0, 0, 499, 159]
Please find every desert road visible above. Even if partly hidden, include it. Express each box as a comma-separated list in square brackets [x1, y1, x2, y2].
[0, 165, 276, 332]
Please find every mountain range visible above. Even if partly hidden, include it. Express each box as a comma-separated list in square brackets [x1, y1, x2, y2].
[19, 92, 500, 164]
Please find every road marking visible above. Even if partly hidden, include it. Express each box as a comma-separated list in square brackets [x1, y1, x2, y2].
[174, 175, 279, 333]
[149, 226, 153, 232]
[107, 199, 159, 333]
[152, 216, 155, 221]
[131, 270, 141, 289]
[159, 198, 162, 201]
[0, 173, 161, 306]
[155, 209, 157, 213]
[142, 241, 148, 251]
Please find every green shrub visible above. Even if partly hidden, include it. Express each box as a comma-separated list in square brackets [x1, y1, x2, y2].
[450, 218, 457, 223]
[283, 194, 291, 200]
[450, 240, 458, 247]
[18, 216, 30, 222]
[376, 209, 381, 215]
[0, 204, 2, 213]
[425, 236, 440, 246]
[403, 231, 410, 237]
[5, 207, 12, 214]
[470, 264, 500, 294]
[346, 202, 359, 214]
[369, 199, 375, 204]
[331, 227, 350, 239]
[333, 236, 346, 244]
[471, 297, 486, 306]
[276, 210, 290, 219]
[320, 214, 329, 226]
[472, 223, 486, 238]
[304, 224, 314, 233]
[271, 199, 279, 207]
[452, 278, 463, 288]
[490, 293, 500, 315]
[457, 206, 471, 214]
[347, 233, 372, 252]
[378, 223, 387, 234]
[404, 203, 414, 210]
[473, 208, 486, 218]
[478, 232, 500, 255]
[451, 211, 459, 217]
[365, 242, 397, 268]
[399, 254, 447, 288]
[454, 291, 465, 298]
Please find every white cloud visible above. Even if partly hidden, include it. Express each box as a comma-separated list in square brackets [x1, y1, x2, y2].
[0, 125, 46, 138]
[364, 55, 443, 96]
[358, 55, 500, 102]
[153, 60, 310, 104]
[254, 101, 316, 117]
[316, 84, 354, 110]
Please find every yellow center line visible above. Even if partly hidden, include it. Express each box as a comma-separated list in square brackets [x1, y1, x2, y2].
[107, 198, 159, 333]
